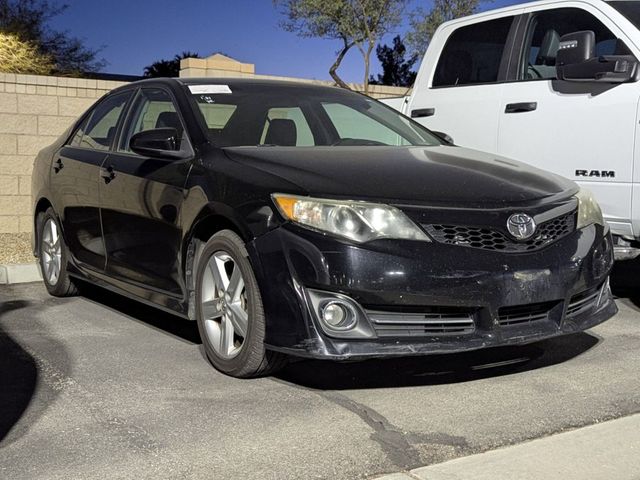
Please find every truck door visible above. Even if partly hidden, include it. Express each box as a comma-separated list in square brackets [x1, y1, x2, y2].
[407, 14, 520, 152]
[497, 5, 638, 237]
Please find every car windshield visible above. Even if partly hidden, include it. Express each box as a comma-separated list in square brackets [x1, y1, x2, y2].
[187, 83, 442, 147]
[610, 1, 640, 29]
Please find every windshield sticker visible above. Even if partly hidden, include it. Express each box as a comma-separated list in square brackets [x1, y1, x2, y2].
[189, 85, 232, 94]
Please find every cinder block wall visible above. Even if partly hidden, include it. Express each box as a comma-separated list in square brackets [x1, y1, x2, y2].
[0, 73, 128, 234]
[0, 70, 408, 235]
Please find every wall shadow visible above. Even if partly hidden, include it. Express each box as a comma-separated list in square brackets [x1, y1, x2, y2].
[0, 299, 38, 445]
[276, 332, 600, 390]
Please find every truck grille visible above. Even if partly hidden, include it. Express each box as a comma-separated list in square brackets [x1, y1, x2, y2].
[365, 307, 476, 337]
[422, 211, 575, 253]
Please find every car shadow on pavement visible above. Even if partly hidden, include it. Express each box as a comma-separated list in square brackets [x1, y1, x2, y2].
[78, 282, 201, 345]
[0, 299, 39, 446]
[276, 332, 600, 390]
[75, 283, 602, 391]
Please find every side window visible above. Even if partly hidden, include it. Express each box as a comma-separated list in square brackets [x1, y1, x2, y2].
[76, 92, 131, 151]
[521, 8, 631, 80]
[259, 106, 314, 146]
[120, 88, 187, 152]
[433, 16, 514, 87]
[322, 102, 409, 146]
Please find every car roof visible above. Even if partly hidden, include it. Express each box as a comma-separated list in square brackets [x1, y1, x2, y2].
[119, 76, 346, 94]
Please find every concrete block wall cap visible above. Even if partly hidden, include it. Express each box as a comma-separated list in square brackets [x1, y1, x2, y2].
[0, 263, 42, 284]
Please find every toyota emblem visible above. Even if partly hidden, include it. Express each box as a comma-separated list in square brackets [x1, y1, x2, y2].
[507, 213, 536, 240]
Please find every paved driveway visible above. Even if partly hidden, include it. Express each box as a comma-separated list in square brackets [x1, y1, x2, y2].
[1, 270, 639, 479]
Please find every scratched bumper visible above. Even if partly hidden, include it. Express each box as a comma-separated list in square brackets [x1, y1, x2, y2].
[249, 222, 616, 360]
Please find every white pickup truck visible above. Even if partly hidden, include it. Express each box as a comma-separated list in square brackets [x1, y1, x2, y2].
[383, 0, 640, 259]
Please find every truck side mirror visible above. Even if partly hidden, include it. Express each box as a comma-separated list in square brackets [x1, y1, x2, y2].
[556, 30, 639, 83]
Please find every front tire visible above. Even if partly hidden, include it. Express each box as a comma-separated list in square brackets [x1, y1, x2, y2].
[195, 230, 286, 378]
[37, 207, 78, 297]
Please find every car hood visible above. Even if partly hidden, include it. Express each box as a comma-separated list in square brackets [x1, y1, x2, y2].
[222, 145, 577, 207]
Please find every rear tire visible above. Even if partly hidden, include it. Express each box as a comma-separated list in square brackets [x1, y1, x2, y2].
[37, 207, 78, 297]
[195, 230, 287, 378]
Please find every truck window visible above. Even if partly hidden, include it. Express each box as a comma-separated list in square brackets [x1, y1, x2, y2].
[520, 8, 631, 81]
[432, 16, 514, 88]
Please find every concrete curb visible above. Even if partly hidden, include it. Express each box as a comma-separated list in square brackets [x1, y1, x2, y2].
[373, 413, 640, 480]
[0, 263, 42, 284]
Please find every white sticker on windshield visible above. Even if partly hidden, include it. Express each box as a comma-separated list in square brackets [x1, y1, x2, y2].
[188, 85, 232, 94]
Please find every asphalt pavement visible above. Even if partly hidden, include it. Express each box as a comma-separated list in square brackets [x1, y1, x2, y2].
[1, 272, 639, 479]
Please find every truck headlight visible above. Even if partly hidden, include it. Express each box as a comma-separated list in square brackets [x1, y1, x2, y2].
[575, 188, 604, 229]
[272, 194, 429, 243]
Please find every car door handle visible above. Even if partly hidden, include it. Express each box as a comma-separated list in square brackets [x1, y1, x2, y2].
[53, 158, 64, 173]
[100, 165, 116, 184]
[505, 102, 537, 113]
[411, 108, 436, 118]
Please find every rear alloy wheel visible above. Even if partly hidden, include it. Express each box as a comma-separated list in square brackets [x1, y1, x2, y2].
[195, 230, 286, 378]
[37, 208, 78, 296]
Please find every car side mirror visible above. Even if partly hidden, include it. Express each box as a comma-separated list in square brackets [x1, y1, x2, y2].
[432, 131, 454, 145]
[556, 30, 639, 83]
[130, 128, 189, 160]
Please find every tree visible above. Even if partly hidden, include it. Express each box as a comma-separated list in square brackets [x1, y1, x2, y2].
[0, 0, 105, 74]
[143, 51, 201, 78]
[0, 32, 55, 74]
[275, 0, 408, 93]
[406, 0, 483, 55]
[369, 35, 417, 87]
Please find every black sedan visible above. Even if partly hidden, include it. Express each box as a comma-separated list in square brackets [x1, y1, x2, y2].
[32, 78, 617, 377]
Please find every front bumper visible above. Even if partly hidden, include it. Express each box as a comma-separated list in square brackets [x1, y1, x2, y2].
[248, 222, 616, 360]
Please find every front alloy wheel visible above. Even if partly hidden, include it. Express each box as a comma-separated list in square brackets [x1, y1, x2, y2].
[195, 230, 286, 378]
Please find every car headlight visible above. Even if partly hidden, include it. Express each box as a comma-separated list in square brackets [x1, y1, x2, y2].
[272, 194, 429, 243]
[575, 188, 605, 229]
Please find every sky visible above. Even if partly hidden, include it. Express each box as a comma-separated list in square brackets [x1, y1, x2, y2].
[50, 0, 523, 82]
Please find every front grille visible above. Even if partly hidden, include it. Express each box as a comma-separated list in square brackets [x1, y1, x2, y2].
[498, 301, 559, 326]
[567, 284, 602, 317]
[365, 306, 476, 337]
[422, 210, 576, 253]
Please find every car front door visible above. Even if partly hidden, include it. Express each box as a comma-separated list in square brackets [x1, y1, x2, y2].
[50, 91, 132, 272]
[408, 13, 521, 152]
[99, 87, 193, 298]
[497, 5, 638, 236]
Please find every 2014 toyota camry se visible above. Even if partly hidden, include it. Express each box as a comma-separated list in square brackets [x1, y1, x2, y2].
[32, 78, 617, 377]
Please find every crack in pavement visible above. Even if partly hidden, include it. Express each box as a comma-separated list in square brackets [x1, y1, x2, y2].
[318, 391, 424, 470]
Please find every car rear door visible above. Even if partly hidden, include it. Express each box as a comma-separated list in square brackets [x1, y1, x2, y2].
[407, 13, 521, 152]
[50, 91, 132, 272]
[99, 87, 193, 297]
[497, 4, 638, 236]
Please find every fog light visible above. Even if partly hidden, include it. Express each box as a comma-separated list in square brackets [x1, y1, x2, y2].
[321, 301, 357, 330]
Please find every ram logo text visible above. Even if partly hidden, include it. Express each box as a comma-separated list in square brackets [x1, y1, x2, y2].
[575, 170, 615, 178]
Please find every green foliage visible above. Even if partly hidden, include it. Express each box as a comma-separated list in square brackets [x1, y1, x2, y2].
[0, 32, 54, 74]
[143, 51, 201, 78]
[0, 0, 105, 74]
[407, 0, 484, 55]
[369, 35, 417, 87]
[275, 0, 408, 92]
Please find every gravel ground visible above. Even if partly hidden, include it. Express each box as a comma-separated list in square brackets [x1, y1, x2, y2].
[0, 233, 33, 265]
